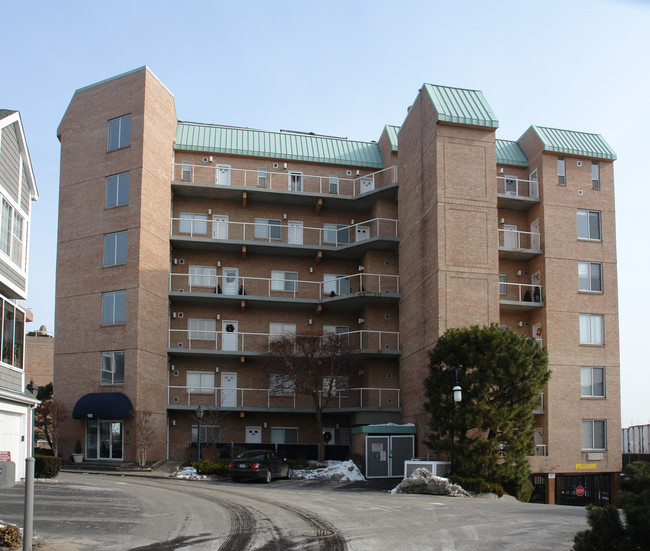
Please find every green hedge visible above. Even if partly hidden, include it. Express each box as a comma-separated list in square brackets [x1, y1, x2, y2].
[450, 476, 505, 497]
[34, 455, 62, 478]
[192, 458, 230, 475]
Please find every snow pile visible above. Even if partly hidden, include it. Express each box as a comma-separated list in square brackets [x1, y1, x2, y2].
[175, 466, 208, 480]
[293, 460, 365, 482]
[391, 468, 472, 497]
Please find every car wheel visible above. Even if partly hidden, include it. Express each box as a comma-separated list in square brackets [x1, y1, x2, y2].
[264, 469, 272, 483]
[286, 466, 292, 479]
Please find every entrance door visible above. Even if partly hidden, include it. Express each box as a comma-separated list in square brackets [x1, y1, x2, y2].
[529, 169, 539, 199]
[288, 221, 303, 244]
[289, 171, 303, 191]
[503, 224, 518, 248]
[212, 215, 228, 240]
[366, 435, 415, 478]
[216, 165, 231, 186]
[355, 225, 370, 242]
[531, 272, 541, 303]
[86, 420, 123, 460]
[246, 426, 262, 443]
[366, 436, 389, 478]
[390, 435, 415, 478]
[222, 267, 239, 295]
[530, 220, 540, 250]
[504, 176, 518, 195]
[221, 320, 239, 351]
[221, 372, 237, 407]
[360, 178, 374, 193]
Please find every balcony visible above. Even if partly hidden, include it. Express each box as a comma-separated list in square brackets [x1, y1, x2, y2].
[172, 164, 398, 211]
[168, 329, 400, 358]
[499, 283, 543, 311]
[170, 217, 399, 259]
[168, 385, 401, 412]
[533, 392, 545, 415]
[498, 228, 542, 261]
[496, 176, 540, 211]
[532, 444, 547, 457]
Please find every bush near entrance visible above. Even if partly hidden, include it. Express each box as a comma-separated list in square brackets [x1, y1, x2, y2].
[34, 455, 62, 478]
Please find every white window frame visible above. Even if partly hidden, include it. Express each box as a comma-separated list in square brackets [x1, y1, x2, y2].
[188, 318, 217, 341]
[323, 274, 350, 296]
[270, 427, 298, 444]
[188, 265, 217, 288]
[104, 231, 127, 267]
[101, 351, 125, 385]
[257, 167, 267, 188]
[102, 290, 126, 325]
[107, 114, 131, 151]
[187, 371, 215, 394]
[579, 313, 604, 345]
[504, 175, 518, 196]
[578, 261, 603, 293]
[323, 223, 349, 245]
[0, 197, 25, 270]
[329, 174, 339, 194]
[182, 160, 192, 181]
[582, 419, 606, 450]
[269, 374, 296, 396]
[591, 161, 599, 190]
[271, 270, 298, 292]
[269, 322, 296, 339]
[289, 171, 303, 191]
[179, 212, 208, 235]
[106, 172, 129, 208]
[581, 367, 605, 398]
[254, 218, 282, 240]
[577, 209, 601, 241]
[557, 156, 566, 185]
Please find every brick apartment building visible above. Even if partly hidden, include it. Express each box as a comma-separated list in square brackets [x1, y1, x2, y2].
[54, 67, 621, 504]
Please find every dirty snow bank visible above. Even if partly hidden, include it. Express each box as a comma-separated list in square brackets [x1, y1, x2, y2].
[175, 466, 208, 480]
[391, 468, 472, 497]
[293, 460, 365, 482]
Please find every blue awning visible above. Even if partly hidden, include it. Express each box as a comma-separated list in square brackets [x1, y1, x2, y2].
[72, 393, 133, 420]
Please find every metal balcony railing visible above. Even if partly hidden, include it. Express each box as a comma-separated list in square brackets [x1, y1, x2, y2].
[533, 444, 547, 456]
[168, 385, 401, 410]
[170, 216, 398, 246]
[173, 163, 398, 197]
[168, 329, 400, 354]
[499, 282, 542, 304]
[169, 272, 399, 298]
[498, 228, 541, 250]
[496, 176, 539, 199]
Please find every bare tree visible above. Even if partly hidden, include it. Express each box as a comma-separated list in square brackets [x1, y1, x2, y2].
[35, 397, 66, 456]
[262, 332, 358, 462]
[133, 410, 155, 467]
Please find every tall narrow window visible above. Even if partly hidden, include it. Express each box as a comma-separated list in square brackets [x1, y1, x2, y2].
[557, 156, 566, 185]
[577, 210, 601, 240]
[0, 198, 24, 269]
[107, 114, 131, 151]
[106, 172, 129, 208]
[104, 231, 127, 266]
[289, 171, 303, 191]
[258, 168, 267, 188]
[579, 314, 604, 345]
[101, 351, 125, 384]
[182, 160, 191, 181]
[499, 274, 507, 295]
[329, 175, 339, 194]
[591, 162, 599, 190]
[102, 291, 126, 325]
[2, 301, 13, 366]
[10, 211, 23, 267]
[578, 262, 602, 292]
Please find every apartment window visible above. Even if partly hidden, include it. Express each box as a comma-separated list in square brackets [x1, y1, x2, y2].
[577, 209, 601, 240]
[189, 265, 216, 288]
[187, 371, 215, 394]
[191, 425, 219, 443]
[582, 419, 606, 450]
[188, 318, 217, 341]
[107, 114, 131, 151]
[257, 168, 267, 187]
[101, 351, 125, 385]
[105, 172, 129, 208]
[323, 274, 350, 296]
[504, 176, 518, 195]
[578, 262, 602, 292]
[270, 427, 298, 444]
[269, 374, 296, 396]
[580, 314, 604, 345]
[254, 218, 281, 239]
[499, 274, 507, 295]
[271, 270, 298, 292]
[0, 301, 23, 369]
[179, 212, 207, 234]
[329, 175, 339, 194]
[581, 367, 605, 398]
[182, 160, 191, 181]
[323, 325, 349, 345]
[323, 376, 349, 398]
[0, 198, 24, 269]
[269, 322, 296, 339]
[591, 162, 600, 190]
[289, 171, 303, 191]
[102, 291, 126, 325]
[104, 231, 127, 266]
[323, 223, 349, 245]
[557, 156, 566, 185]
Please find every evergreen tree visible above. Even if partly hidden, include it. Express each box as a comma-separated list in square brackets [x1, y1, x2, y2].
[424, 324, 549, 500]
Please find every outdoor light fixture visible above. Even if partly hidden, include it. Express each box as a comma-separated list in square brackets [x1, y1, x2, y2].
[453, 368, 462, 403]
[195, 406, 204, 462]
[26, 379, 38, 397]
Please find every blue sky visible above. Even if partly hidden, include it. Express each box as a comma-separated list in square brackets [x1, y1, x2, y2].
[5, 0, 649, 426]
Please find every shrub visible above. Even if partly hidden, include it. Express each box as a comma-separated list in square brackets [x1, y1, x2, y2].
[34, 455, 62, 478]
[450, 476, 505, 497]
[504, 478, 534, 502]
[288, 458, 314, 470]
[0, 523, 22, 548]
[192, 458, 230, 476]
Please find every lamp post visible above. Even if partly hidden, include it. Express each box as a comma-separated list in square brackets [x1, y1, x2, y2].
[451, 368, 462, 474]
[195, 406, 204, 462]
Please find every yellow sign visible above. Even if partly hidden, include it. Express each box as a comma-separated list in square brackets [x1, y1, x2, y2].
[575, 463, 597, 470]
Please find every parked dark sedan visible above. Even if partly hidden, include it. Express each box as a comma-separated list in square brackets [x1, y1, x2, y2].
[228, 450, 292, 483]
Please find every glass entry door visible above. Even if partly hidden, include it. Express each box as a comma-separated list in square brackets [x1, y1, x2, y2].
[86, 420, 123, 460]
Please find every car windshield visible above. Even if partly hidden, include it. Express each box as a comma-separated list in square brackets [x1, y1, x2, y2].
[237, 451, 266, 461]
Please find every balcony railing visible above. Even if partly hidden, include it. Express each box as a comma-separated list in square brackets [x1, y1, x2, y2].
[496, 176, 539, 200]
[173, 163, 398, 197]
[533, 392, 545, 414]
[168, 385, 400, 410]
[499, 282, 542, 304]
[532, 444, 547, 456]
[168, 329, 400, 354]
[169, 272, 399, 299]
[498, 228, 541, 251]
[171, 217, 399, 247]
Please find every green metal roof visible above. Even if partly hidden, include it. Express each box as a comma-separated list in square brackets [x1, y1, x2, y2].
[423, 84, 499, 129]
[384, 125, 400, 152]
[175, 123, 384, 169]
[496, 139, 528, 167]
[527, 126, 616, 160]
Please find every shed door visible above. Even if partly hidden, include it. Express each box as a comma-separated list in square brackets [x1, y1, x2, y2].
[366, 436, 389, 478]
[390, 435, 414, 478]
